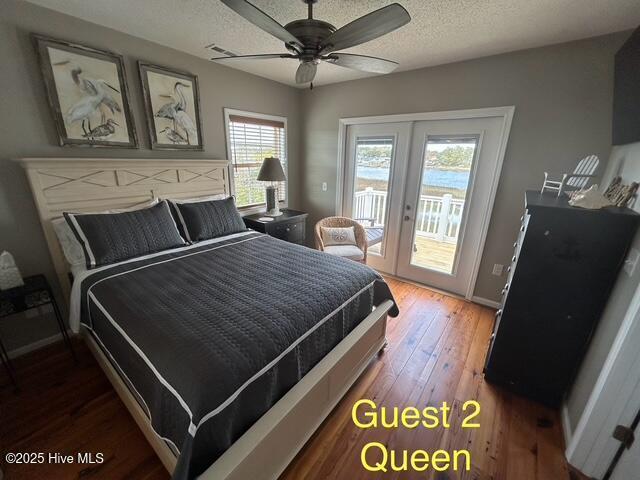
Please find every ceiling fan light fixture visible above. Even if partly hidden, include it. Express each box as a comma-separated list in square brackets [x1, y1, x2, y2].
[216, 0, 411, 86]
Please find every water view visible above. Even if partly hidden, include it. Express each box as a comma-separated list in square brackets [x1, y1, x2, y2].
[357, 166, 470, 191]
[353, 138, 478, 273]
[355, 141, 475, 199]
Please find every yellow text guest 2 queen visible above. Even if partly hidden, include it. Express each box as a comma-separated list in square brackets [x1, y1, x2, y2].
[351, 399, 481, 474]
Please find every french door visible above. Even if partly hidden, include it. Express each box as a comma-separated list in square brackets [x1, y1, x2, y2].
[342, 123, 410, 273]
[342, 110, 510, 297]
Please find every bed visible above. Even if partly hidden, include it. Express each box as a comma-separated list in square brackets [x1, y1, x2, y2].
[20, 158, 397, 480]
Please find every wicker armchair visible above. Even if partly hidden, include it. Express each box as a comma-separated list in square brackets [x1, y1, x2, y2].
[315, 216, 368, 263]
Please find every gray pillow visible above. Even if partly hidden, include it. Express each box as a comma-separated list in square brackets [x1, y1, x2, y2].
[170, 196, 247, 242]
[64, 200, 186, 269]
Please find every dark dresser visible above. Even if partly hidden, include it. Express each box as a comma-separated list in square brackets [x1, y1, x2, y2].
[484, 191, 640, 406]
[243, 209, 308, 245]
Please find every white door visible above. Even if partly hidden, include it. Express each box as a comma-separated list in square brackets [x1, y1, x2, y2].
[395, 116, 505, 296]
[343, 123, 410, 272]
[341, 109, 511, 297]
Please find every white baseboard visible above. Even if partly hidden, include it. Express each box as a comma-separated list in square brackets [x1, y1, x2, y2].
[7, 331, 70, 360]
[561, 401, 573, 446]
[471, 296, 501, 309]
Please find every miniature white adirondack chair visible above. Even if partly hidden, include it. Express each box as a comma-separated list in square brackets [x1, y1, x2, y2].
[541, 154, 599, 197]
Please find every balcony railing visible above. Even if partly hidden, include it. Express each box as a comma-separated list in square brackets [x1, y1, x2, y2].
[354, 187, 464, 244]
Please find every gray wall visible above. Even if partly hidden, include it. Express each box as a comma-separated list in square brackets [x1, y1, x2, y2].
[299, 32, 627, 301]
[567, 140, 640, 430]
[0, 0, 302, 351]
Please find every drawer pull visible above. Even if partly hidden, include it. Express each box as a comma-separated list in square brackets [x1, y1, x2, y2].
[513, 241, 518, 248]
[520, 226, 525, 232]
[507, 266, 512, 273]
[495, 309, 503, 317]
[512, 255, 517, 263]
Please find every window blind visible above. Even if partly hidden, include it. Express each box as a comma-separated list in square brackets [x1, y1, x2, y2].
[228, 114, 287, 208]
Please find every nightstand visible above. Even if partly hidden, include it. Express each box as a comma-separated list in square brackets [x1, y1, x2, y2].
[0, 274, 76, 387]
[243, 209, 308, 245]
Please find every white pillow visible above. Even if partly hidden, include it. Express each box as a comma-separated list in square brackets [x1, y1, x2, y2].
[52, 218, 86, 273]
[321, 226, 357, 246]
[53, 198, 160, 274]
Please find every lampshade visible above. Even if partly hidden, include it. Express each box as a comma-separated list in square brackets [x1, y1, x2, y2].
[257, 157, 286, 182]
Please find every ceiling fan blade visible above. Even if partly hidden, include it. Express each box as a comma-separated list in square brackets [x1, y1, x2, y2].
[323, 53, 398, 74]
[211, 53, 296, 61]
[319, 3, 410, 55]
[296, 62, 317, 84]
[221, 0, 304, 50]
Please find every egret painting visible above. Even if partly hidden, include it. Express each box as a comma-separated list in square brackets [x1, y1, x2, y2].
[139, 62, 203, 150]
[32, 35, 138, 148]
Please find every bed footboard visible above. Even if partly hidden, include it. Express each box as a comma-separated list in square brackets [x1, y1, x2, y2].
[83, 300, 393, 480]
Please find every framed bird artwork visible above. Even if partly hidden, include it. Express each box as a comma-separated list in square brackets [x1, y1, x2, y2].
[138, 62, 204, 151]
[32, 34, 138, 148]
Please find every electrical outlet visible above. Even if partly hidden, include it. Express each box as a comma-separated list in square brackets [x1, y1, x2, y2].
[624, 248, 640, 277]
[322, 182, 328, 192]
[492, 264, 504, 276]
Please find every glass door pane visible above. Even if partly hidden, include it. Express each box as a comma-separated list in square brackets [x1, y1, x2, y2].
[352, 137, 394, 256]
[410, 135, 478, 273]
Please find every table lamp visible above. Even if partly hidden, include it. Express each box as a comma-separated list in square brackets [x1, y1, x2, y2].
[257, 157, 286, 216]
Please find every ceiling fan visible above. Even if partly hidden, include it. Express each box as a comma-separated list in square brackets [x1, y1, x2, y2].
[213, 0, 411, 87]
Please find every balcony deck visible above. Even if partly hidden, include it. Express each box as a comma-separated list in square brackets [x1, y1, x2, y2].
[369, 235, 457, 273]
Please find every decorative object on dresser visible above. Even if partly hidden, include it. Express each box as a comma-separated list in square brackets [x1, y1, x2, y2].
[604, 176, 639, 207]
[568, 185, 613, 210]
[0, 252, 24, 290]
[484, 191, 640, 407]
[32, 34, 138, 148]
[256, 157, 287, 216]
[138, 62, 203, 150]
[540, 154, 599, 197]
[243, 209, 307, 245]
[0, 275, 76, 387]
[315, 217, 368, 263]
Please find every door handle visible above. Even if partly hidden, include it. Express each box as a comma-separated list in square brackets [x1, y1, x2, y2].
[404, 215, 411, 221]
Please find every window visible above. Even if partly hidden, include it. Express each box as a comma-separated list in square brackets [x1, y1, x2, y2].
[225, 109, 287, 208]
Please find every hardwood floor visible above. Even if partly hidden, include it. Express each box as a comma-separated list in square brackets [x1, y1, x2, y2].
[0, 278, 570, 480]
[0, 338, 167, 480]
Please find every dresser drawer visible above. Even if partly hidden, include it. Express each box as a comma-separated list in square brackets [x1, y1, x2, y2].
[267, 220, 305, 243]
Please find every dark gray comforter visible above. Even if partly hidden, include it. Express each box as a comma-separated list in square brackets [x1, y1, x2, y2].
[78, 231, 397, 479]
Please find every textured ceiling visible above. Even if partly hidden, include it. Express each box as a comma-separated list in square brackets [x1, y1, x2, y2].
[26, 0, 640, 87]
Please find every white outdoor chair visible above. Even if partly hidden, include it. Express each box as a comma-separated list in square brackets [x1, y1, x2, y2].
[541, 155, 599, 197]
[355, 217, 384, 248]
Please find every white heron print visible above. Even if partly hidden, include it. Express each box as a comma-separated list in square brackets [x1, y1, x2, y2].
[47, 47, 130, 143]
[141, 65, 202, 150]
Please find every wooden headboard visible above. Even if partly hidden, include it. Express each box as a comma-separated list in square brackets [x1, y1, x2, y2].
[19, 158, 230, 301]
